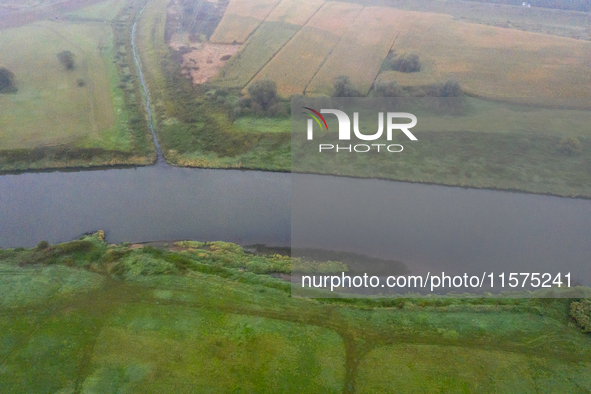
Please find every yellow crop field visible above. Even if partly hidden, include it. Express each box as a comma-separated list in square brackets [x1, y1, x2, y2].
[265, 0, 324, 25]
[376, 9, 591, 98]
[0, 21, 116, 150]
[209, 0, 281, 44]
[246, 2, 362, 97]
[214, 0, 324, 88]
[305, 6, 401, 96]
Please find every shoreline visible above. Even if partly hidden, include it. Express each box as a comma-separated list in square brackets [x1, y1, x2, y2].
[1, 161, 589, 201]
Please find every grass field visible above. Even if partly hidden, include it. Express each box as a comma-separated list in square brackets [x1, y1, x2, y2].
[305, 6, 400, 96]
[209, 0, 281, 44]
[0, 0, 158, 172]
[0, 21, 117, 150]
[1, 234, 591, 392]
[65, 0, 128, 21]
[246, 2, 363, 97]
[291, 96, 591, 197]
[214, 0, 324, 88]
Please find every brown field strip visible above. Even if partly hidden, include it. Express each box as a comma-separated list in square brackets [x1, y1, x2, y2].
[246, 1, 362, 97]
[375, 9, 591, 98]
[265, 0, 325, 25]
[305, 6, 402, 96]
[214, 0, 324, 88]
[209, 0, 281, 44]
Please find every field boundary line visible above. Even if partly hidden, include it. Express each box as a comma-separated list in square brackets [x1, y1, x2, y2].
[241, 0, 283, 44]
[240, 1, 327, 90]
[368, 30, 399, 92]
[303, 5, 364, 95]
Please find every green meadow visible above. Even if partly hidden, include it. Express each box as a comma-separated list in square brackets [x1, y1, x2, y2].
[1, 233, 591, 392]
[0, 0, 155, 172]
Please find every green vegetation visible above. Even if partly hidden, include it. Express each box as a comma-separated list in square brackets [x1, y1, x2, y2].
[214, 21, 301, 88]
[571, 299, 591, 332]
[134, 0, 290, 169]
[57, 50, 76, 70]
[0, 67, 17, 94]
[292, 97, 591, 198]
[1, 234, 591, 392]
[559, 137, 583, 156]
[333, 75, 361, 97]
[386, 53, 422, 73]
[371, 80, 405, 98]
[0, 0, 156, 173]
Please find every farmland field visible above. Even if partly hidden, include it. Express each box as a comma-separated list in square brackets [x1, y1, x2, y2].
[214, 0, 324, 88]
[0, 21, 116, 150]
[338, 0, 591, 41]
[209, 0, 281, 44]
[246, 1, 363, 97]
[305, 6, 401, 96]
[0, 0, 156, 172]
[375, 9, 591, 98]
[214, 22, 300, 88]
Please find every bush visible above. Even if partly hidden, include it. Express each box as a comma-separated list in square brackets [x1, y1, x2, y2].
[247, 79, 277, 110]
[559, 137, 582, 156]
[36, 240, 50, 250]
[389, 53, 421, 73]
[267, 102, 288, 118]
[438, 80, 462, 97]
[333, 75, 360, 97]
[57, 51, 76, 70]
[0, 67, 17, 94]
[571, 299, 591, 332]
[371, 80, 406, 98]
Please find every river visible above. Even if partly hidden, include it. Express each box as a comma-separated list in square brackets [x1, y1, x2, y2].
[0, 10, 589, 286]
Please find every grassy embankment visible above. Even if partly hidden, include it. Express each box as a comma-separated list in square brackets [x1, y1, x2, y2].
[1, 233, 591, 392]
[291, 98, 591, 198]
[0, 0, 156, 173]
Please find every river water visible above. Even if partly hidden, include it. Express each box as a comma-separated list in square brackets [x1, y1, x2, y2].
[0, 11, 589, 287]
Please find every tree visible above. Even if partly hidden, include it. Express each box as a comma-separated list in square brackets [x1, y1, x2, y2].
[372, 80, 406, 98]
[559, 137, 582, 156]
[0, 67, 17, 94]
[333, 75, 360, 97]
[570, 299, 591, 333]
[438, 80, 462, 97]
[389, 53, 421, 73]
[247, 79, 277, 110]
[57, 50, 76, 70]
